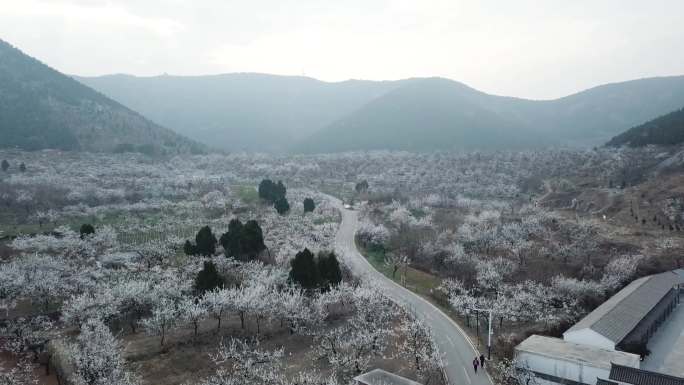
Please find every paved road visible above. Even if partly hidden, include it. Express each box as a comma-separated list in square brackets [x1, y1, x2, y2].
[333, 202, 493, 385]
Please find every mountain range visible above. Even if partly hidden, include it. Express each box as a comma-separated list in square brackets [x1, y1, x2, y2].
[0, 39, 202, 154]
[74, 73, 403, 152]
[77, 73, 684, 153]
[3, 36, 684, 154]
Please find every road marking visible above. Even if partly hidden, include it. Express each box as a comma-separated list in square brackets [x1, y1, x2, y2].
[463, 366, 471, 384]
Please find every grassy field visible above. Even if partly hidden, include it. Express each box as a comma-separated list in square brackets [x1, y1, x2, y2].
[234, 185, 259, 204]
[360, 246, 442, 298]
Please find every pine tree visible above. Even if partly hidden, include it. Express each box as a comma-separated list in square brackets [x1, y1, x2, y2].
[258, 179, 287, 203]
[318, 251, 342, 288]
[241, 220, 266, 260]
[274, 197, 290, 215]
[194, 261, 224, 294]
[220, 218, 243, 259]
[195, 226, 217, 256]
[258, 179, 275, 201]
[289, 248, 319, 289]
[303, 198, 315, 213]
[183, 240, 196, 256]
[355, 180, 369, 193]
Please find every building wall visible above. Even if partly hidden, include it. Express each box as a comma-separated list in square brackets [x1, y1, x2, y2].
[516, 351, 610, 385]
[563, 329, 616, 350]
[621, 288, 679, 348]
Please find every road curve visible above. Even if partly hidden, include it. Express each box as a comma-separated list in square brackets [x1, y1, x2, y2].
[333, 201, 493, 385]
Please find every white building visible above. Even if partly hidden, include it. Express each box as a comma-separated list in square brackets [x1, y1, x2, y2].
[515, 335, 640, 385]
[563, 271, 681, 351]
[515, 270, 683, 385]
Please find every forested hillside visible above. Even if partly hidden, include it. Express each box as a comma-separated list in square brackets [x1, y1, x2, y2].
[0, 39, 202, 154]
[607, 107, 684, 147]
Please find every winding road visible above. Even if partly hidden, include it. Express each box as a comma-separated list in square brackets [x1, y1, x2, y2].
[333, 201, 493, 385]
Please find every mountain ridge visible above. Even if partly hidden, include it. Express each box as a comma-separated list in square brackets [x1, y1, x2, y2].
[75, 72, 405, 152]
[77, 71, 684, 153]
[0, 39, 203, 154]
[297, 75, 684, 153]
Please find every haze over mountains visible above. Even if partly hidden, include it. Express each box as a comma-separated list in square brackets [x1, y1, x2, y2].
[2, 36, 684, 154]
[78, 73, 684, 153]
[0, 39, 202, 154]
[76, 73, 402, 152]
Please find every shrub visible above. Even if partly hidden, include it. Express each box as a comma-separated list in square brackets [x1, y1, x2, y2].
[79, 224, 95, 238]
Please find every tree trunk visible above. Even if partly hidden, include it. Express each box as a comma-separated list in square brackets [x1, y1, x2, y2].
[240, 312, 245, 329]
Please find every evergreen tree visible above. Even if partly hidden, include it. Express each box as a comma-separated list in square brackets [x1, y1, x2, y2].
[355, 180, 369, 193]
[1, 160, 8, 172]
[274, 197, 290, 215]
[19, 162, 26, 173]
[194, 261, 224, 294]
[303, 198, 315, 213]
[275, 181, 286, 200]
[258, 179, 275, 201]
[289, 248, 319, 289]
[220, 218, 243, 259]
[258, 179, 287, 203]
[318, 251, 342, 288]
[195, 226, 217, 256]
[183, 240, 196, 256]
[79, 223, 95, 238]
[241, 220, 266, 260]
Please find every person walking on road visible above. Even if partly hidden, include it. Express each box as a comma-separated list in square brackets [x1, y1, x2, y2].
[473, 357, 479, 373]
[480, 354, 486, 368]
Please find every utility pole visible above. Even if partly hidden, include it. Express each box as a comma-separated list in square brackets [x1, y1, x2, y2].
[473, 307, 494, 359]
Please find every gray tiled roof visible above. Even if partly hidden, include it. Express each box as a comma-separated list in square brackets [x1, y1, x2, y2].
[610, 363, 684, 385]
[565, 271, 681, 344]
[354, 369, 423, 385]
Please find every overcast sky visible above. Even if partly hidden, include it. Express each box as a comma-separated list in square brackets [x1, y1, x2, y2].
[1, 0, 683, 99]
